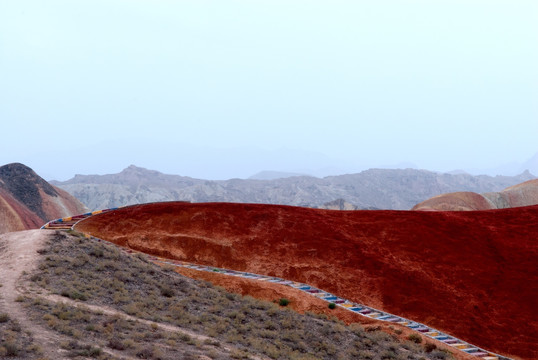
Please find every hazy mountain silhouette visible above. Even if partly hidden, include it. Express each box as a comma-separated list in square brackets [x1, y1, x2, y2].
[51, 165, 535, 211]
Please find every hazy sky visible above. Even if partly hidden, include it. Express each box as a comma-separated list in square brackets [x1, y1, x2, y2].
[1, 0, 537, 180]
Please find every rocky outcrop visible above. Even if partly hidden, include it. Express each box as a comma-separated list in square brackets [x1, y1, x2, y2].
[0, 163, 88, 234]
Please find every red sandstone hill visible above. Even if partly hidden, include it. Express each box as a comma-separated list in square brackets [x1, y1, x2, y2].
[0, 163, 88, 234]
[413, 179, 538, 211]
[75, 202, 538, 359]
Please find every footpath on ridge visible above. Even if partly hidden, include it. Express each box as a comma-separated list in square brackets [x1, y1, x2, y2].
[42, 206, 513, 360]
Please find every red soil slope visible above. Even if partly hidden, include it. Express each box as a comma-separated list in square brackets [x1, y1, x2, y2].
[413, 179, 538, 211]
[0, 163, 88, 234]
[76, 202, 538, 359]
[0, 188, 43, 232]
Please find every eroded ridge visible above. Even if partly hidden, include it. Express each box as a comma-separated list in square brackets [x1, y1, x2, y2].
[42, 208, 513, 360]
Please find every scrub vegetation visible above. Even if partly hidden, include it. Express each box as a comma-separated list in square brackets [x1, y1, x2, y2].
[0, 312, 41, 358]
[23, 231, 452, 360]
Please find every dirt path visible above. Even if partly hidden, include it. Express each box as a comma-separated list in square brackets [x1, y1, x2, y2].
[0, 230, 68, 359]
[41, 293, 267, 360]
[0, 230, 138, 360]
[0, 230, 267, 360]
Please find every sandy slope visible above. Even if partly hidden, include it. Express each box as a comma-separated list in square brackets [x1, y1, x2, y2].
[76, 202, 538, 359]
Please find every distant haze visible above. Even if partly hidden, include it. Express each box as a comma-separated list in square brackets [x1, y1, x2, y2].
[1, 1, 537, 180]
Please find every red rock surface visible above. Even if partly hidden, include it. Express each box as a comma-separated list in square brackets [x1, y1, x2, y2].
[75, 202, 538, 359]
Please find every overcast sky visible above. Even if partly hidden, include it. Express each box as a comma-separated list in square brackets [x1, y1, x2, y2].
[1, 0, 537, 180]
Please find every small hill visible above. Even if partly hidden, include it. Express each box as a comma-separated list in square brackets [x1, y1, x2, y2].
[413, 178, 538, 211]
[483, 178, 538, 208]
[75, 202, 538, 359]
[411, 192, 496, 211]
[51, 165, 535, 210]
[0, 163, 87, 234]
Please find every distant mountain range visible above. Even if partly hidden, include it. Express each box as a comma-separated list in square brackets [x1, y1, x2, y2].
[51, 165, 536, 211]
[0, 163, 88, 234]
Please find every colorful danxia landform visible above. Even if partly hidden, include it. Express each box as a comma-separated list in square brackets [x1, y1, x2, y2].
[66, 202, 538, 360]
[0, 163, 87, 234]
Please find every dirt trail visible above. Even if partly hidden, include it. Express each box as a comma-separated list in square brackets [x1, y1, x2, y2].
[0, 230, 69, 359]
[0, 230, 138, 360]
[40, 293, 267, 360]
[0, 230, 267, 360]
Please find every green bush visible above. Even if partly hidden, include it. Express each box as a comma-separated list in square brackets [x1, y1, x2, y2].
[0, 313, 9, 323]
[408, 333, 422, 343]
[160, 286, 175, 298]
[430, 349, 450, 359]
[424, 342, 437, 352]
[108, 338, 126, 350]
[4, 342, 19, 356]
[69, 290, 88, 301]
[328, 303, 336, 309]
[278, 298, 290, 307]
[88, 346, 102, 357]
